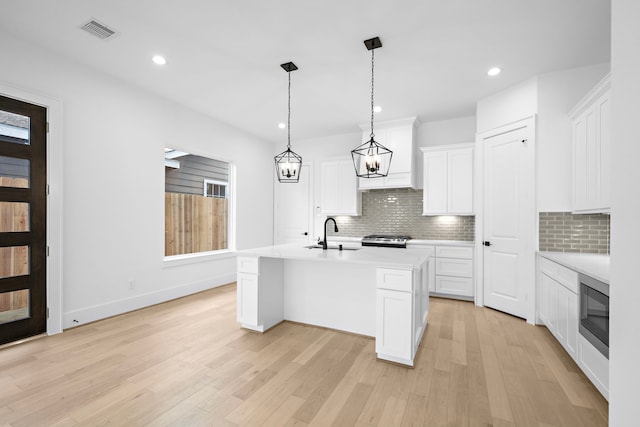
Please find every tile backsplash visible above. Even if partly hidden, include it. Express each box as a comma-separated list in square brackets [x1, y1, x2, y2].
[329, 188, 475, 241]
[539, 212, 610, 254]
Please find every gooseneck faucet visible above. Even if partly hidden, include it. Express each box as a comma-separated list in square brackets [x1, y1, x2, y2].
[322, 217, 339, 250]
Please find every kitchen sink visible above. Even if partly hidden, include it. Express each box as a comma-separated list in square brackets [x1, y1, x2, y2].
[304, 244, 360, 251]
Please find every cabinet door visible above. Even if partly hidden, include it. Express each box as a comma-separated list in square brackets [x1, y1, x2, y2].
[448, 148, 473, 214]
[573, 108, 595, 211]
[237, 273, 259, 326]
[321, 160, 361, 215]
[338, 161, 359, 214]
[573, 89, 611, 213]
[538, 270, 550, 325]
[556, 284, 569, 346]
[376, 289, 412, 361]
[540, 273, 558, 333]
[557, 283, 579, 359]
[596, 92, 611, 209]
[386, 126, 413, 174]
[320, 162, 340, 214]
[566, 288, 579, 359]
[423, 151, 448, 214]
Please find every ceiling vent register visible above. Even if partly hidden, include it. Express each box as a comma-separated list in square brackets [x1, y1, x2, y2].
[80, 19, 118, 40]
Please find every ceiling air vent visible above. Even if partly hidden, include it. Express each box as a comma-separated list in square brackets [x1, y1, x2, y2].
[80, 19, 118, 40]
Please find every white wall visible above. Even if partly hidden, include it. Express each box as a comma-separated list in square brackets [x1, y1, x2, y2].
[476, 78, 538, 134]
[536, 63, 610, 211]
[0, 31, 274, 329]
[417, 116, 476, 147]
[610, 0, 640, 424]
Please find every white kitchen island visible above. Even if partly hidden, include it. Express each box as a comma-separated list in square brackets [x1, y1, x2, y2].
[236, 243, 433, 366]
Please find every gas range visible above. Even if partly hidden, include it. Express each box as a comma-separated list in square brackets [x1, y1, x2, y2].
[361, 234, 412, 248]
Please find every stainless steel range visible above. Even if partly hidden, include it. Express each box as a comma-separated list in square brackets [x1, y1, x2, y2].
[361, 234, 411, 248]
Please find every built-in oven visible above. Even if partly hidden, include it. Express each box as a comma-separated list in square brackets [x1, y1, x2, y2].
[579, 273, 609, 359]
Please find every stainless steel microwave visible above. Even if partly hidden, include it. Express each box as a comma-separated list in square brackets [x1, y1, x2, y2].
[579, 273, 609, 359]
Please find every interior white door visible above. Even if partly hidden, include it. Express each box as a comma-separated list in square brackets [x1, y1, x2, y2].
[482, 124, 535, 319]
[274, 164, 311, 244]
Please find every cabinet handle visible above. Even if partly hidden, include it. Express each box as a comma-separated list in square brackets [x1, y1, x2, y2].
[483, 241, 492, 247]
[302, 232, 308, 236]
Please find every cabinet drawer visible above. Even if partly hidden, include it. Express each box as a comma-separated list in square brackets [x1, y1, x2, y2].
[237, 256, 259, 274]
[539, 257, 578, 293]
[435, 276, 473, 296]
[377, 268, 412, 292]
[435, 246, 473, 259]
[435, 258, 473, 278]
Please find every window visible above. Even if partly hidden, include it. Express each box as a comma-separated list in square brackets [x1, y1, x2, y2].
[164, 148, 232, 257]
[204, 179, 227, 199]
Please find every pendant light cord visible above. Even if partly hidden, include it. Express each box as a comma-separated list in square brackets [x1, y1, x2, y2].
[370, 49, 375, 140]
[287, 70, 292, 150]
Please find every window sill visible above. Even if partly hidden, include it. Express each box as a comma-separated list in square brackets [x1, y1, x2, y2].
[163, 250, 236, 268]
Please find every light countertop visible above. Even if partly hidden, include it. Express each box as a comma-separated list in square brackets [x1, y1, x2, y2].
[237, 242, 434, 269]
[322, 236, 474, 247]
[538, 251, 610, 284]
[408, 239, 474, 247]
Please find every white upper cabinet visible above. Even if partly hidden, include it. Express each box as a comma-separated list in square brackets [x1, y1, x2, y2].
[569, 73, 611, 213]
[421, 144, 474, 215]
[358, 117, 419, 190]
[320, 159, 361, 216]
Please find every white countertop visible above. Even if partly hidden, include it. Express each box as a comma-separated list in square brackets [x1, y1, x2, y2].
[320, 236, 474, 247]
[408, 239, 474, 247]
[538, 251, 610, 284]
[237, 242, 434, 269]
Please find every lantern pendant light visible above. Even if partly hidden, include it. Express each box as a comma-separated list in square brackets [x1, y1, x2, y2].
[351, 36, 392, 178]
[274, 62, 302, 183]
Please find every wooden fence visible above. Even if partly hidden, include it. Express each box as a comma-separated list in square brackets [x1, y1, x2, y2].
[0, 177, 30, 315]
[165, 192, 228, 256]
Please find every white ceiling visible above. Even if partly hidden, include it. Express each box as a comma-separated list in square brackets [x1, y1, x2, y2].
[0, 0, 610, 143]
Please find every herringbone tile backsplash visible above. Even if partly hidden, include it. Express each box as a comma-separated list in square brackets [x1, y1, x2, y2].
[330, 188, 475, 241]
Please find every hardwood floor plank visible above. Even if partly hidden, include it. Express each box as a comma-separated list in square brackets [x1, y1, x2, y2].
[0, 288, 607, 426]
[329, 382, 373, 427]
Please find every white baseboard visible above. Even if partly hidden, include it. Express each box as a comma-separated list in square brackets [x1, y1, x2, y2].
[61, 273, 236, 329]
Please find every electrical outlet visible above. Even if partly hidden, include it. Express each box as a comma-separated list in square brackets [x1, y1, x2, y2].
[128, 279, 135, 290]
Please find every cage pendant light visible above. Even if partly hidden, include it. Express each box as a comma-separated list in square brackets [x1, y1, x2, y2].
[351, 37, 392, 178]
[274, 62, 302, 183]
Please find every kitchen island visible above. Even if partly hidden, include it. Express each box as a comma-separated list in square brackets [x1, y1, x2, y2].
[236, 243, 433, 366]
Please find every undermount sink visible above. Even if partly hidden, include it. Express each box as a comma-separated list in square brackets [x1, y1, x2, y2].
[304, 244, 360, 251]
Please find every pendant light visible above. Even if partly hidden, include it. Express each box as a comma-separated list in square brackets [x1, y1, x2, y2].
[274, 62, 302, 183]
[351, 37, 392, 178]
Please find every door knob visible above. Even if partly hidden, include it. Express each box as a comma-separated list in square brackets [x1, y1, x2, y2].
[302, 232, 308, 236]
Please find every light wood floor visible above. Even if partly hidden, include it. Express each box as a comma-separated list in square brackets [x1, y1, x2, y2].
[0, 283, 608, 426]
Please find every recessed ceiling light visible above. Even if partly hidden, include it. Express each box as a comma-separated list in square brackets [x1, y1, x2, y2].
[278, 123, 286, 129]
[152, 55, 167, 65]
[373, 105, 382, 113]
[487, 67, 501, 76]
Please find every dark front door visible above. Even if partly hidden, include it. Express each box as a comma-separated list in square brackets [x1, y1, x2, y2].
[0, 94, 47, 345]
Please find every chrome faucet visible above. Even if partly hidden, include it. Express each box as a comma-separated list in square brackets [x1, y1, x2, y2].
[322, 217, 339, 250]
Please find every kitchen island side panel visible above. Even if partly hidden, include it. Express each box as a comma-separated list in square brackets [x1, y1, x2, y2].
[282, 260, 377, 337]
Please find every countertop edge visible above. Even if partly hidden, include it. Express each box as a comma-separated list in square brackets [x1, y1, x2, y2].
[538, 251, 610, 284]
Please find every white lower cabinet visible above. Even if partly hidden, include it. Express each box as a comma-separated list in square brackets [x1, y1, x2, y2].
[538, 256, 578, 360]
[375, 264, 428, 366]
[432, 245, 474, 298]
[236, 256, 284, 332]
[537, 255, 608, 400]
[376, 288, 412, 361]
